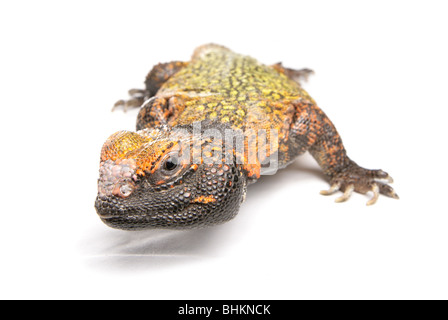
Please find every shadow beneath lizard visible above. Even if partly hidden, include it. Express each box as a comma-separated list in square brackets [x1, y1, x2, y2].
[84, 156, 325, 272]
[84, 227, 227, 271]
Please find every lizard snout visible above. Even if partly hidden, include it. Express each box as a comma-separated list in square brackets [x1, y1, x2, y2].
[97, 159, 138, 199]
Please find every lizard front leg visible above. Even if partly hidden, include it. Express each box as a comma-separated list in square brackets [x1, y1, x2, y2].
[113, 61, 187, 112]
[136, 95, 187, 130]
[290, 100, 398, 205]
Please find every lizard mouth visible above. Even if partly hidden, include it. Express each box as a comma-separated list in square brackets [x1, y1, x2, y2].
[94, 196, 128, 220]
[95, 196, 207, 230]
[97, 213, 117, 220]
[94, 196, 208, 230]
[95, 189, 236, 230]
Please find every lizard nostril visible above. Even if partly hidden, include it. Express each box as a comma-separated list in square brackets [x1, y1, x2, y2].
[111, 183, 134, 198]
[119, 184, 133, 197]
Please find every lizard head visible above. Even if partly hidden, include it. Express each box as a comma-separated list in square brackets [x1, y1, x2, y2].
[94, 122, 248, 230]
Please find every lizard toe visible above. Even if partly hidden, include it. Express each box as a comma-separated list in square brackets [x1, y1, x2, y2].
[334, 184, 354, 203]
[112, 88, 147, 112]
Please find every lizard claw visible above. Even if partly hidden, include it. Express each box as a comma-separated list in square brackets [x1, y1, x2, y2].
[366, 183, 379, 206]
[377, 181, 399, 200]
[335, 184, 354, 203]
[320, 182, 341, 195]
[320, 162, 399, 205]
[112, 99, 125, 112]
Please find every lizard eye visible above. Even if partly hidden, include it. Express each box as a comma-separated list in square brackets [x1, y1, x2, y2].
[163, 157, 178, 171]
[161, 154, 180, 175]
[150, 150, 189, 186]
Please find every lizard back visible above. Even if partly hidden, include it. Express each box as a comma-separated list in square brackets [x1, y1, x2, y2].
[158, 45, 314, 134]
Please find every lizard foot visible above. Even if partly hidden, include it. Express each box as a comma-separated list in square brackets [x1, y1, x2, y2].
[320, 163, 399, 205]
[112, 89, 147, 112]
[271, 62, 314, 83]
[285, 67, 314, 82]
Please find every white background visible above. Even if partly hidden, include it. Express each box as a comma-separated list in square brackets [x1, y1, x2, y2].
[1, 0, 447, 299]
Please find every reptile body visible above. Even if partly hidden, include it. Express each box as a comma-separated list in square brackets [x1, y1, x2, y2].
[95, 44, 398, 230]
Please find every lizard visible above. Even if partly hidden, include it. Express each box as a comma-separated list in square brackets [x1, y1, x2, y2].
[95, 44, 398, 230]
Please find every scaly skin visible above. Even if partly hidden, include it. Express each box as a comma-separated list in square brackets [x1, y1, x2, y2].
[95, 44, 398, 230]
